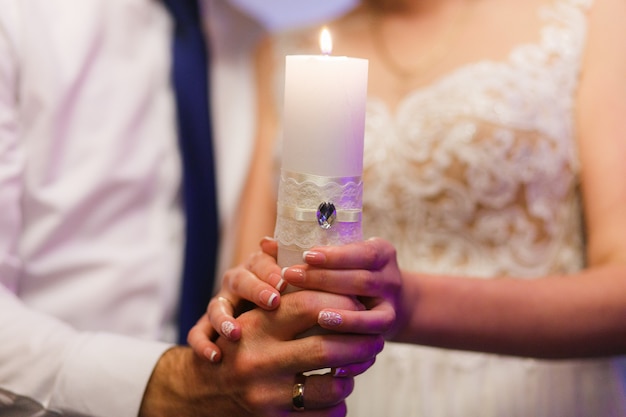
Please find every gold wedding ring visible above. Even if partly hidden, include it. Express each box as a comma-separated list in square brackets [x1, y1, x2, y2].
[292, 382, 305, 411]
[217, 296, 234, 310]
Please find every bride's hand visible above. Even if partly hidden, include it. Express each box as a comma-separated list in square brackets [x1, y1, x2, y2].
[187, 237, 285, 361]
[250, 236, 401, 336]
[283, 237, 402, 338]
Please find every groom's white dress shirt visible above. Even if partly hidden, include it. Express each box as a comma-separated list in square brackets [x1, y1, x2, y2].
[0, 0, 262, 415]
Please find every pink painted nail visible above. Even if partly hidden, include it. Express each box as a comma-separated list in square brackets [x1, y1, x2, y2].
[221, 321, 236, 338]
[207, 349, 218, 362]
[260, 290, 278, 308]
[303, 250, 325, 264]
[318, 311, 343, 327]
[283, 267, 306, 283]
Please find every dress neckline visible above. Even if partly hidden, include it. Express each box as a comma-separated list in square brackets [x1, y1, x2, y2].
[367, 0, 588, 117]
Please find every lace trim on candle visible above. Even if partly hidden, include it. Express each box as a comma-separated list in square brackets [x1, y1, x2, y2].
[274, 170, 363, 250]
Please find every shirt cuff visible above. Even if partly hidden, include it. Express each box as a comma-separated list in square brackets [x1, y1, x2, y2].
[49, 332, 173, 417]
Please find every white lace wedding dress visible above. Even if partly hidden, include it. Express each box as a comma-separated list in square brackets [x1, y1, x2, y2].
[272, 0, 626, 415]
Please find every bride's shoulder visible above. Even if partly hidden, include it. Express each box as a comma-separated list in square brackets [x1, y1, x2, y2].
[583, 0, 626, 54]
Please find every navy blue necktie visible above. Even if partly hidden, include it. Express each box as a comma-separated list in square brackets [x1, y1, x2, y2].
[163, 0, 219, 344]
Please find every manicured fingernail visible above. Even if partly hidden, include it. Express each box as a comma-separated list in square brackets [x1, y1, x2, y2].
[269, 268, 287, 292]
[318, 311, 343, 327]
[283, 267, 306, 283]
[207, 349, 218, 362]
[268, 292, 278, 307]
[334, 367, 348, 377]
[272, 272, 286, 291]
[278, 268, 289, 288]
[221, 321, 235, 338]
[261, 289, 278, 307]
[303, 250, 325, 264]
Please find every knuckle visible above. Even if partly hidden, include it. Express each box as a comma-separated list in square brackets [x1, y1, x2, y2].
[383, 309, 397, 332]
[221, 269, 235, 289]
[324, 377, 354, 404]
[248, 250, 262, 266]
[287, 291, 313, 315]
[362, 242, 382, 267]
[279, 291, 318, 325]
[371, 310, 397, 335]
[337, 376, 355, 398]
[229, 274, 242, 295]
[368, 238, 397, 268]
[307, 337, 331, 364]
[316, 268, 333, 288]
[360, 337, 380, 358]
[355, 269, 382, 294]
[223, 266, 244, 293]
[382, 240, 398, 262]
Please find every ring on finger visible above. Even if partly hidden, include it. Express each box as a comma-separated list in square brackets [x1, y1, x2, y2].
[217, 296, 235, 310]
[292, 374, 306, 411]
[292, 382, 305, 411]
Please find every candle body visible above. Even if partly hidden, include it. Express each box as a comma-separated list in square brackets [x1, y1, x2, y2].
[275, 55, 369, 267]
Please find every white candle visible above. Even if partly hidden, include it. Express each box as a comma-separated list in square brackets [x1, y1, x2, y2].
[275, 28, 369, 267]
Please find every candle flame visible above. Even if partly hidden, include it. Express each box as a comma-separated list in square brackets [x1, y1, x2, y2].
[320, 27, 332, 55]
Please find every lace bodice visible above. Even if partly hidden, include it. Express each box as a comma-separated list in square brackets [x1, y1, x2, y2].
[273, 0, 590, 279]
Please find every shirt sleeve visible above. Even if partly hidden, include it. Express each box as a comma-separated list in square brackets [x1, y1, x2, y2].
[0, 6, 172, 417]
[0, 288, 173, 417]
